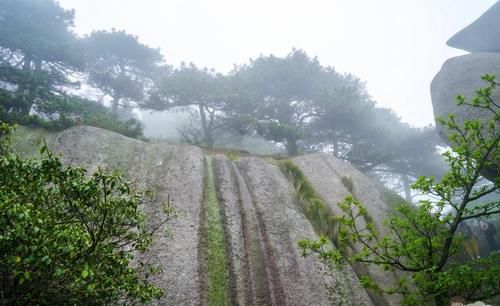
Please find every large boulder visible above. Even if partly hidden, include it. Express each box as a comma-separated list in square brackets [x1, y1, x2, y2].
[430, 53, 500, 181]
[431, 53, 500, 124]
[12, 126, 381, 305]
[447, 1, 500, 53]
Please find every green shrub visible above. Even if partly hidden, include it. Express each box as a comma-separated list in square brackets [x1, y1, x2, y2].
[82, 112, 144, 139]
[0, 123, 166, 305]
[0, 96, 144, 139]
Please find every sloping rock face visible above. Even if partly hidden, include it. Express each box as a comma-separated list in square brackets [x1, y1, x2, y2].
[293, 154, 402, 306]
[48, 126, 206, 306]
[13, 126, 404, 305]
[431, 1, 500, 181]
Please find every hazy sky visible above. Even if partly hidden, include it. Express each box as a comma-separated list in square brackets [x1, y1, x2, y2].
[59, 0, 497, 127]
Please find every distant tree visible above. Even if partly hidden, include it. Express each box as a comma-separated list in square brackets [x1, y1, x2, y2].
[228, 49, 360, 156]
[371, 127, 447, 202]
[0, 123, 169, 304]
[0, 0, 83, 114]
[306, 86, 379, 159]
[299, 76, 500, 306]
[83, 30, 164, 116]
[147, 63, 229, 148]
[359, 108, 447, 202]
[311, 100, 447, 202]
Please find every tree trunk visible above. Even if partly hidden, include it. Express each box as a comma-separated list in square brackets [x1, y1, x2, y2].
[333, 140, 339, 158]
[402, 174, 412, 203]
[285, 136, 298, 156]
[15, 54, 32, 115]
[198, 103, 213, 148]
[111, 96, 120, 117]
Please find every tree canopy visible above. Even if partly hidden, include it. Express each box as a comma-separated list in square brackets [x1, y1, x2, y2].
[0, 0, 83, 114]
[148, 63, 228, 148]
[227, 49, 364, 156]
[83, 30, 164, 116]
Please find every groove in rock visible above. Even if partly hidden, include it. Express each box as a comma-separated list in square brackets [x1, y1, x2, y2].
[198, 156, 231, 306]
[233, 161, 287, 306]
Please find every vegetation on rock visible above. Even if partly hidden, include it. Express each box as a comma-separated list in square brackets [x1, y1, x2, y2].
[0, 123, 169, 305]
[299, 76, 500, 306]
[201, 156, 231, 306]
[280, 160, 340, 249]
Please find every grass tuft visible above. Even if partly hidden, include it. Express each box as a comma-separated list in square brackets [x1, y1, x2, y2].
[341, 176, 354, 193]
[279, 160, 339, 246]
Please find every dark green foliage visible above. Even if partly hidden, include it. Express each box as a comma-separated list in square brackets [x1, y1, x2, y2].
[148, 63, 228, 148]
[228, 49, 365, 156]
[0, 123, 167, 305]
[299, 76, 500, 306]
[0, 0, 83, 115]
[0, 111, 73, 131]
[0, 96, 144, 138]
[82, 112, 144, 139]
[83, 30, 164, 116]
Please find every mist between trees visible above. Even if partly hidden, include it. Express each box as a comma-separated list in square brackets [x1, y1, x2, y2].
[0, 0, 448, 202]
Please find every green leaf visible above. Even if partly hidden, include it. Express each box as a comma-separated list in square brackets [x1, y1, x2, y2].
[81, 270, 89, 279]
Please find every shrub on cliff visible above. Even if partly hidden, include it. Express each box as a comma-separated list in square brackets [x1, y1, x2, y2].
[0, 123, 168, 305]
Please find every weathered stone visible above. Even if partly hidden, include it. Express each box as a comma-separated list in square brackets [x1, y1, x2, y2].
[293, 154, 403, 306]
[447, 2, 500, 52]
[431, 53, 500, 181]
[13, 126, 382, 305]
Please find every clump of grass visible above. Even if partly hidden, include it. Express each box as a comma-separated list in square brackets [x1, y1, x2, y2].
[341, 176, 354, 193]
[203, 157, 230, 306]
[11, 126, 54, 157]
[279, 160, 338, 246]
[340, 175, 376, 230]
[226, 150, 239, 161]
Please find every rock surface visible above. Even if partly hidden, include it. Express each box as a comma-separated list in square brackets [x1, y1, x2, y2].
[12, 126, 404, 305]
[293, 154, 402, 306]
[447, 1, 500, 53]
[430, 53, 500, 180]
[432, 1, 500, 182]
[49, 126, 206, 306]
[431, 53, 500, 125]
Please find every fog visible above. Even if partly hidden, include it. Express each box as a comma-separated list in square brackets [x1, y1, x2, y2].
[1, 2, 499, 303]
[59, 0, 496, 127]
[1, 0, 497, 200]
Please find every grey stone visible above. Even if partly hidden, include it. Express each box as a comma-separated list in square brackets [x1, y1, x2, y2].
[293, 154, 403, 306]
[431, 53, 500, 181]
[447, 1, 500, 52]
[12, 126, 381, 305]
